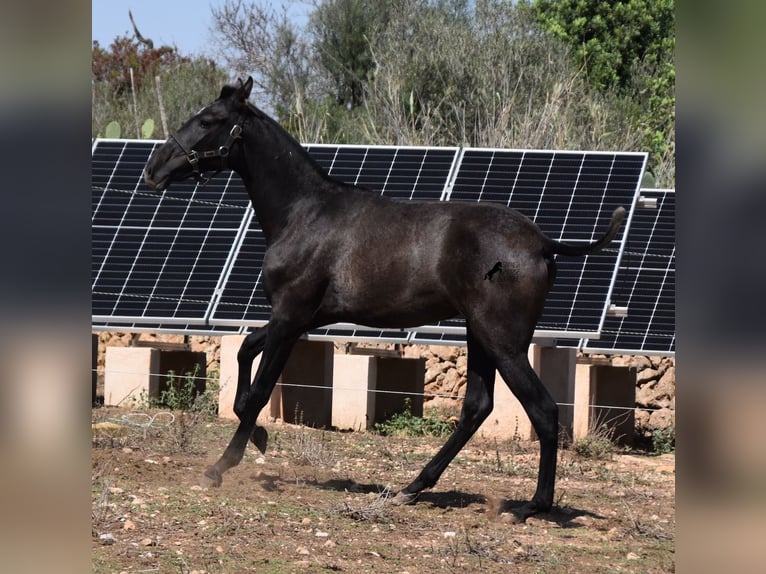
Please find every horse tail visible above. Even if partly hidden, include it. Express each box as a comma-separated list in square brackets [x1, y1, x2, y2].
[545, 207, 626, 257]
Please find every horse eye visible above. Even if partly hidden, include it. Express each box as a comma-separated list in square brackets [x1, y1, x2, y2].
[200, 119, 211, 128]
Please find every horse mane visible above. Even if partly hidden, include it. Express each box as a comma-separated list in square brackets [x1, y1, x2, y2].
[243, 100, 340, 185]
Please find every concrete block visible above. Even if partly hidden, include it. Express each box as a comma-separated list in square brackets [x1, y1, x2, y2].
[157, 350, 207, 400]
[104, 346, 159, 406]
[332, 354, 426, 431]
[539, 346, 576, 438]
[478, 345, 576, 442]
[218, 334, 264, 423]
[478, 345, 539, 441]
[279, 340, 334, 428]
[573, 364, 635, 444]
[218, 336, 333, 428]
[573, 364, 596, 441]
[332, 354, 376, 431]
[375, 357, 425, 421]
[92, 334, 98, 405]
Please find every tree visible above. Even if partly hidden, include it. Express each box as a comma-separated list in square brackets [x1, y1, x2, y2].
[92, 32, 226, 139]
[530, 0, 675, 183]
[208, 0, 666, 182]
[309, 0, 384, 108]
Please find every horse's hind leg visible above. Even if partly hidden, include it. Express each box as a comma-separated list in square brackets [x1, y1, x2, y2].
[493, 350, 559, 520]
[392, 328, 496, 504]
[203, 321, 300, 487]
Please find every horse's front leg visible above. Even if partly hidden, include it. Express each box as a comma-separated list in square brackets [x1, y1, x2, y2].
[203, 323, 300, 487]
[234, 326, 269, 414]
[234, 326, 270, 452]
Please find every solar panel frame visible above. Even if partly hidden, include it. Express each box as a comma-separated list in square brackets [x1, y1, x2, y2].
[581, 188, 675, 356]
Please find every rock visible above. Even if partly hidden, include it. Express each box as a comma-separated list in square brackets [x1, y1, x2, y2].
[99, 533, 117, 545]
[611, 355, 632, 367]
[635, 409, 650, 429]
[648, 408, 674, 430]
[631, 356, 652, 370]
[456, 355, 467, 376]
[653, 367, 675, 407]
[432, 346, 460, 362]
[425, 364, 443, 384]
[636, 368, 660, 385]
[635, 384, 656, 409]
[440, 369, 461, 395]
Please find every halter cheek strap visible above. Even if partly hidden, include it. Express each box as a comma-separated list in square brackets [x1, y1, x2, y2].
[171, 123, 243, 186]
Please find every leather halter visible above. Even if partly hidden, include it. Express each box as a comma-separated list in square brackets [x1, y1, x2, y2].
[170, 122, 243, 186]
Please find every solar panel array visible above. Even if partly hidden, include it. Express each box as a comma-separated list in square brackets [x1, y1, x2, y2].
[580, 189, 675, 355]
[92, 139, 656, 350]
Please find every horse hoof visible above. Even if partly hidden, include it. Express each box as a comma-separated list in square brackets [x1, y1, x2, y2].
[250, 426, 268, 454]
[510, 501, 549, 523]
[390, 490, 419, 506]
[201, 467, 223, 488]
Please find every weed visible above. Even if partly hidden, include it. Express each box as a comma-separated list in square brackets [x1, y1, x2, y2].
[573, 423, 615, 460]
[491, 419, 528, 476]
[373, 398, 454, 437]
[289, 427, 337, 468]
[651, 426, 675, 454]
[336, 488, 393, 522]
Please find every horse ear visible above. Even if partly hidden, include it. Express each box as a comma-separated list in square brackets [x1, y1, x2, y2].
[240, 77, 253, 100]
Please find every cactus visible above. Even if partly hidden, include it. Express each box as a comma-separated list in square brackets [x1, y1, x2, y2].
[141, 118, 155, 139]
[104, 121, 121, 139]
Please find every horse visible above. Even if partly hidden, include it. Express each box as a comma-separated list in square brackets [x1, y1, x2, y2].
[144, 77, 625, 521]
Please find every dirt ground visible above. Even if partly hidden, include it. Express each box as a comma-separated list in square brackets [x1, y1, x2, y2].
[92, 407, 675, 573]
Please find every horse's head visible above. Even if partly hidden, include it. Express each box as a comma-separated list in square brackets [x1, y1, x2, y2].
[144, 77, 254, 191]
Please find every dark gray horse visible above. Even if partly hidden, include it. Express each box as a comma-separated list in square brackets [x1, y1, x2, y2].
[144, 77, 625, 520]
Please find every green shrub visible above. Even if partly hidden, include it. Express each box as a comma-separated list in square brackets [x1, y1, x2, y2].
[373, 398, 454, 438]
[651, 426, 675, 454]
[573, 424, 615, 460]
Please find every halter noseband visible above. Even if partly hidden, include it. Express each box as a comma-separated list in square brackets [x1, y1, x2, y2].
[170, 122, 243, 186]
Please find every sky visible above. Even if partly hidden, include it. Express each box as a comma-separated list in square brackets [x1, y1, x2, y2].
[92, 0, 310, 58]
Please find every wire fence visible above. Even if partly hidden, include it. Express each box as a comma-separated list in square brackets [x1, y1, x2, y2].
[92, 366, 670, 414]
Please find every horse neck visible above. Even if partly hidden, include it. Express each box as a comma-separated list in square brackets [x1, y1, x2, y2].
[231, 119, 328, 243]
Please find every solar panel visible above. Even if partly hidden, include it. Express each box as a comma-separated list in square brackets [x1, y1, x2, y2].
[304, 144, 460, 201]
[582, 189, 675, 355]
[409, 148, 646, 342]
[92, 139, 251, 327]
